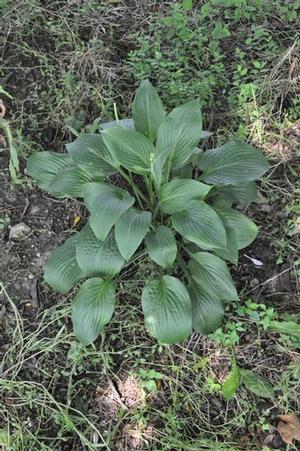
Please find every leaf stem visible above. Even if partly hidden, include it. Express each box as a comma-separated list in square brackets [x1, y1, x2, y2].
[119, 168, 149, 209]
[164, 142, 177, 185]
[145, 175, 155, 206]
[113, 103, 119, 124]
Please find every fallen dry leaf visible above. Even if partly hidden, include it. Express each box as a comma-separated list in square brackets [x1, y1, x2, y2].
[73, 215, 81, 225]
[0, 99, 6, 118]
[277, 414, 300, 445]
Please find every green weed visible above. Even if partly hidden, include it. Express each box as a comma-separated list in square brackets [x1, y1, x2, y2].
[128, 1, 300, 157]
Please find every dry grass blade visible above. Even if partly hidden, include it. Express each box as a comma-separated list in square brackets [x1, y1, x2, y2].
[0, 99, 6, 118]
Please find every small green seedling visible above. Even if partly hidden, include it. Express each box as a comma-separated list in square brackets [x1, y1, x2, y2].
[26, 80, 270, 345]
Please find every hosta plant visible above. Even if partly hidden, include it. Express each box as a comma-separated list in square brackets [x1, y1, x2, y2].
[27, 81, 270, 345]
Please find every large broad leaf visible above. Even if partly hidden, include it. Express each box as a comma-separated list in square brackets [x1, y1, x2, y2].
[87, 188, 135, 241]
[240, 369, 274, 399]
[76, 223, 124, 276]
[83, 181, 114, 209]
[48, 166, 93, 198]
[191, 147, 205, 167]
[214, 206, 258, 249]
[26, 151, 72, 190]
[141, 275, 192, 344]
[66, 134, 117, 176]
[156, 100, 202, 169]
[115, 209, 152, 260]
[44, 234, 85, 294]
[72, 278, 116, 345]
[214, 226, 239, 265]
[189, 283, 224, 334]
[222, 359, 240, 401]
[151, 146, 171, 189]
[145, 225, 177, 268]
[214, 182, 257, 206]
[102, 127, 155, 174]
[172, 200, 226, 250]
[159, 179, 211, 214]
[100, 118, 134, 130]
[189, 252, 238, 301]
[198, 141, 270, 185]
[132, 80, 166, 142]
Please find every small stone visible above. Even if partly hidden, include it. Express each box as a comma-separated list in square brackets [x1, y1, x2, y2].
[9, 222, 31, 241]
[250, 278, 260, 288]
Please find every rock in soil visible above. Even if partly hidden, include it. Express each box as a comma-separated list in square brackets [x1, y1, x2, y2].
[9, 222, 31, 241]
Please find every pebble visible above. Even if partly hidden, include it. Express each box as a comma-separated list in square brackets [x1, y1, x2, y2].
[9, 222, 31, 241]
[250, 278, 260, 288]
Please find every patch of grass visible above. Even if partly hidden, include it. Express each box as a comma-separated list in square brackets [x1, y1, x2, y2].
[2, 265, 299, 449]
[1, 2, 117, 146]
[128, 1, 300, 157]
[0, 0, 160, 155]
[0, 284, 108, 449]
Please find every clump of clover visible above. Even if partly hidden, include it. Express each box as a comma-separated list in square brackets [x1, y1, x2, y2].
[27, 80, 269, 345]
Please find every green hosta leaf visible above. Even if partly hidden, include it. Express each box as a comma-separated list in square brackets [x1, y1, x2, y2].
[145, 225, 177, 268]
[222, 359, 240, 401]
[156, 100, 202, 169]
[44, 234, 85, 294]
[189, 283, 224, 334]
[172, 200, 226, 250]
[132, 80, 165, 142]
[199, 141, 270, 185]
[87, 188, 135, 241]
[76, 223, 124, 276]
[115, 208, 152, 260]
[100, 118, 134, 130]
[189, 252, 238, 301]
[102, 128, 155, 174]
[240, 369, 274, 399]
[48, 166, 93, 198]
[159, 179, 211, 214]
[142, 275, 192, 344]
[215, 206, 258, 249]
[72, 278, 116, 345]
[83, 182, 114, 209]
[214, 226, 239, 265]
[26, 151, 72, 191]
[151, 146, 170, 189]
[66, 134, 117, 176]
[214, 182, 257, 206]
[152, 131, 205, 188]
